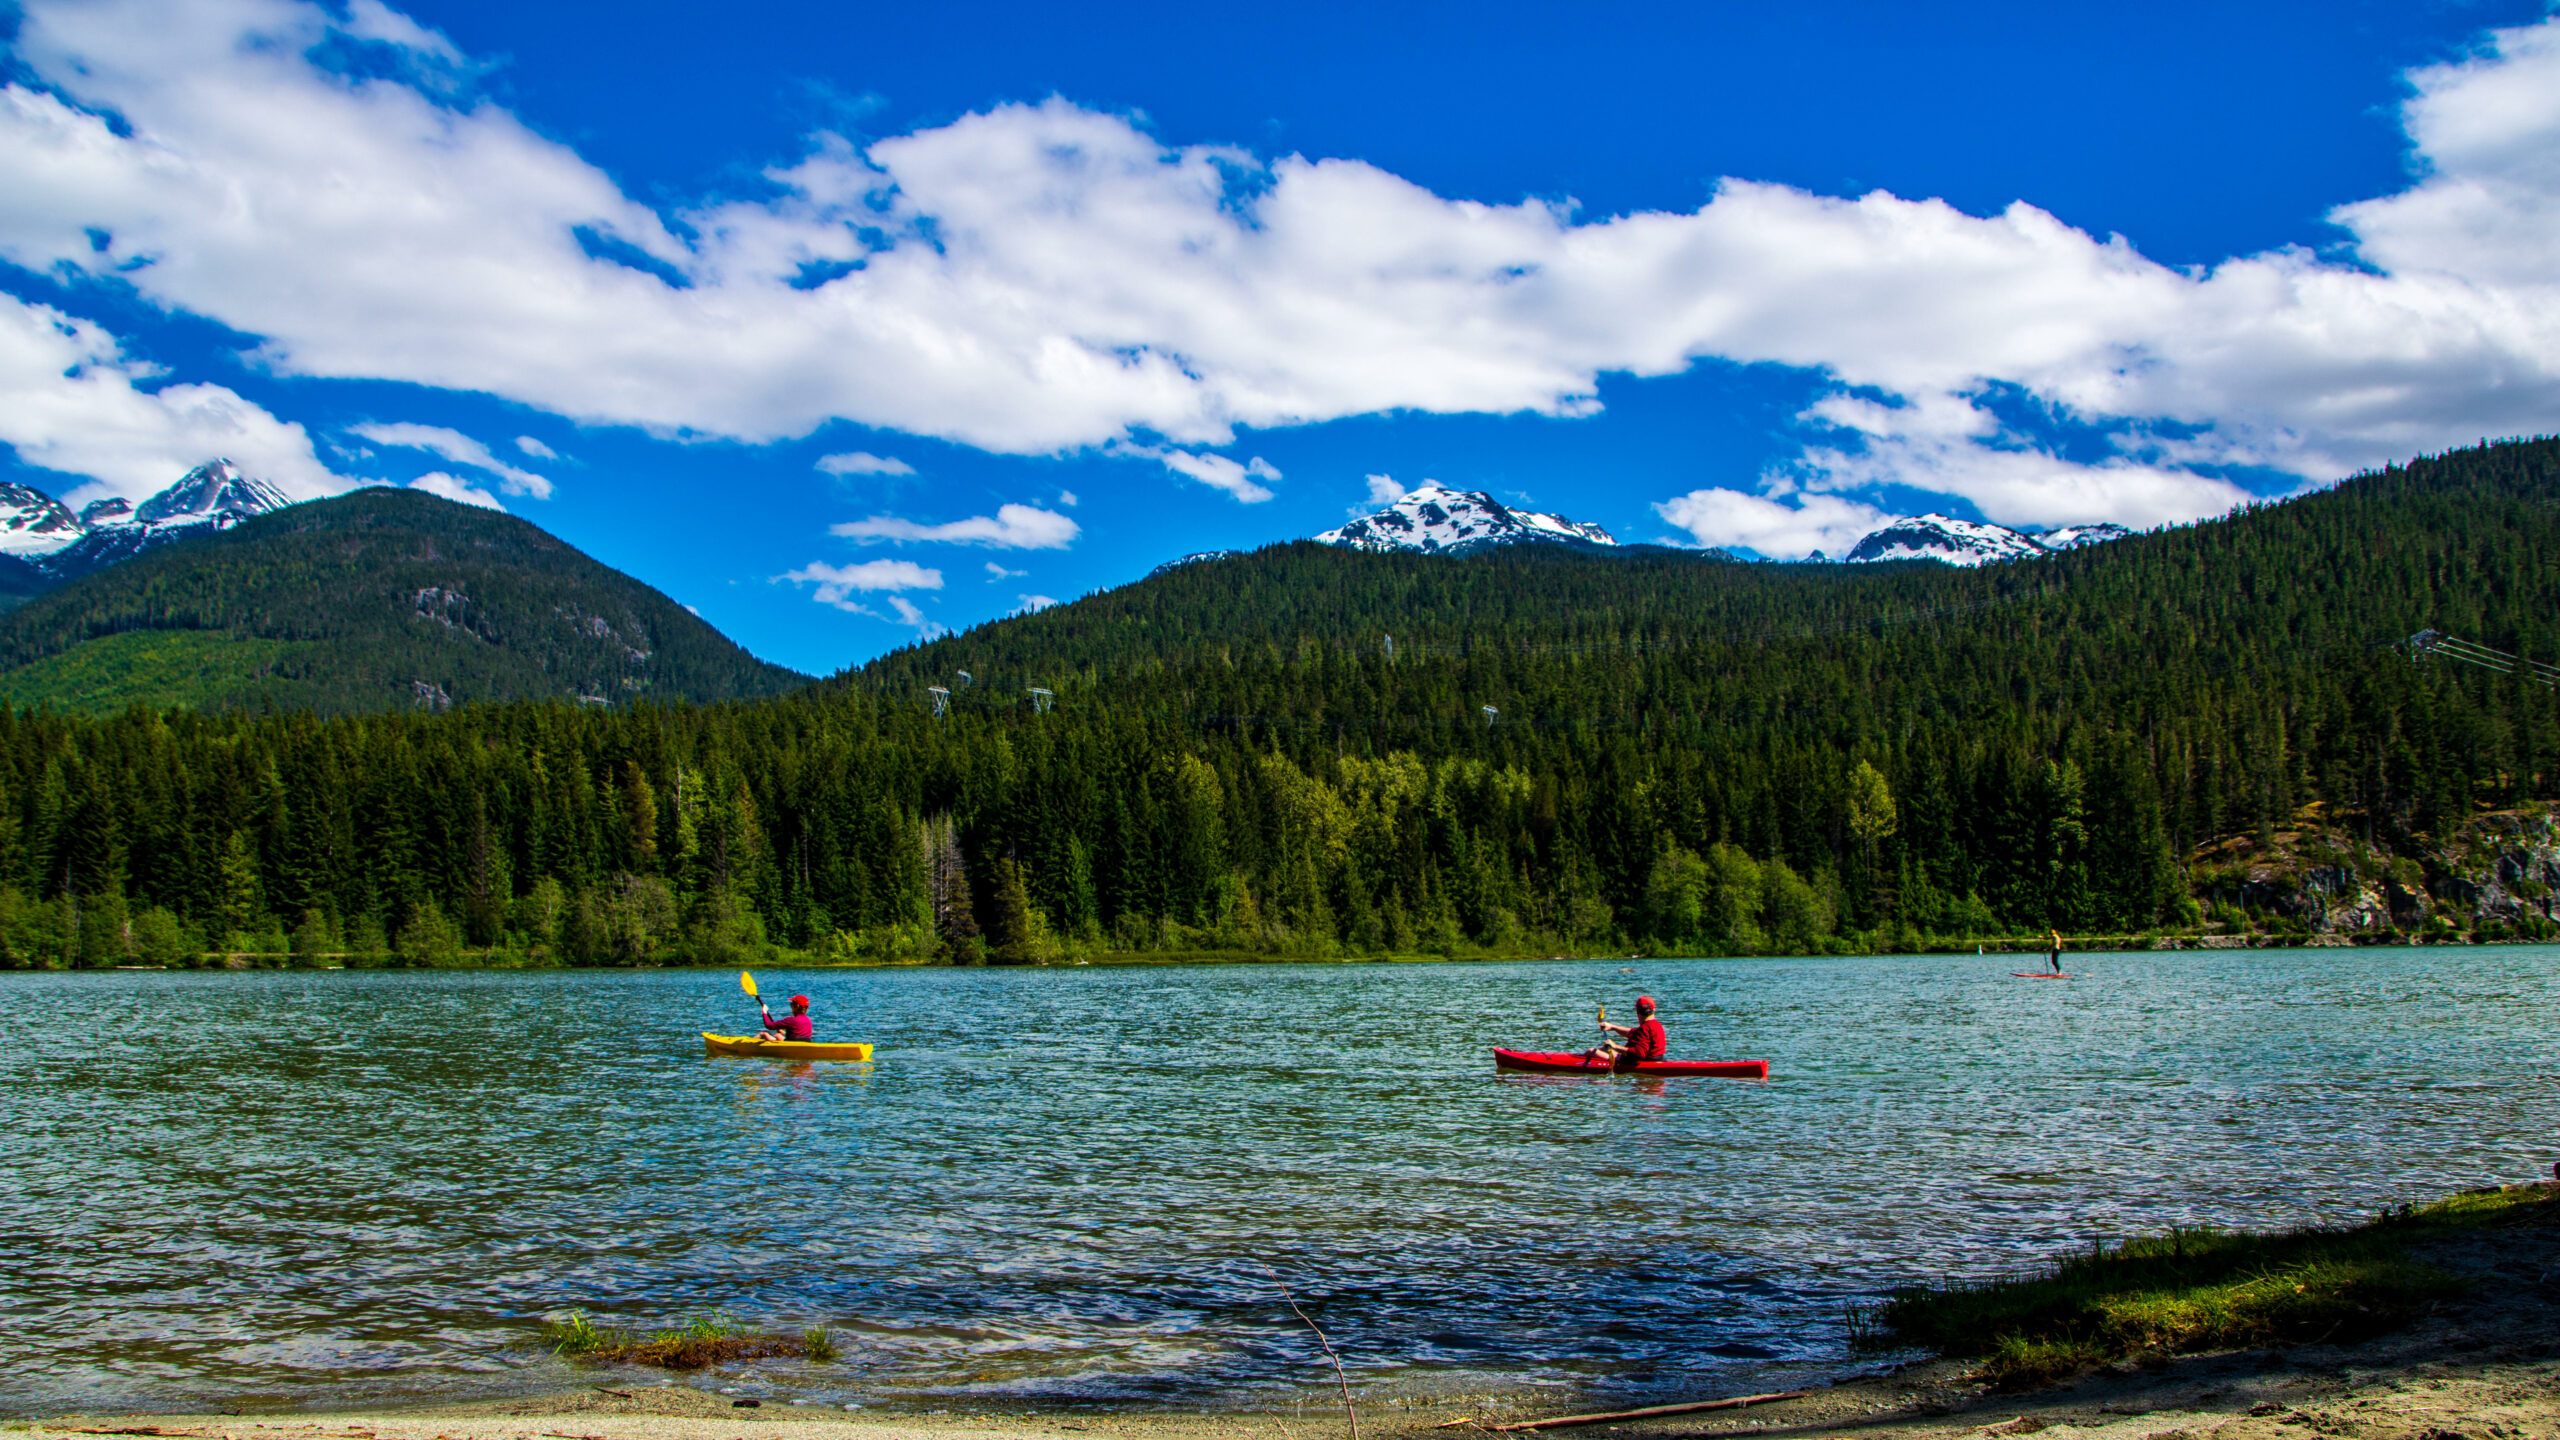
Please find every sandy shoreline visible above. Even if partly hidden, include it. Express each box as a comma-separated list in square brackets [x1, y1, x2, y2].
[25, 1184, 2560, 1440]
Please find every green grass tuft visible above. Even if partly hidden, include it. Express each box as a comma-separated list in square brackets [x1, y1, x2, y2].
[541, 1310, 623, 1356]
[1863, 1184, 2556, 1390]
[539, 1310, 835, 1371]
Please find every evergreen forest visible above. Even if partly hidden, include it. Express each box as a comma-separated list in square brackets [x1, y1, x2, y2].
[4, 436, 2556, 968]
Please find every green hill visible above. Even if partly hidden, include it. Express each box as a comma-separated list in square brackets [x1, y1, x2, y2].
[0, 488, 806, 714]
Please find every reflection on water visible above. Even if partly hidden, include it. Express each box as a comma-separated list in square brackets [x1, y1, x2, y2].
[3, 949, 2555, 1417]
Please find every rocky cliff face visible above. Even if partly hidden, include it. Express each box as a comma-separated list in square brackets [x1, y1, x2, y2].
[2188, 805, 2560, 940]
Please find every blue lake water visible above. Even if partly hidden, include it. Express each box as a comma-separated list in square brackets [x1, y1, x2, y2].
[3, 948, 2556, 1418]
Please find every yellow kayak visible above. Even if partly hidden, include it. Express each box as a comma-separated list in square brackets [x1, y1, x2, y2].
[702, 1032, 874, 1062]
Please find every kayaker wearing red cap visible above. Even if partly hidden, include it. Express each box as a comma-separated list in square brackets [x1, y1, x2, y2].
[1591, 995, 1667, 1066]
[759, 993, 815, 1042]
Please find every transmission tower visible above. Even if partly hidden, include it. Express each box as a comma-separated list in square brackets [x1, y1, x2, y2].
[1482, 705, 1499, 727]
[927, 685, 951, 718]
[1027, 686, 1055, 714]
[956, 670, 973, 688]
[1383, 634, 1395, 664]
[2408, 629, 2559, 688]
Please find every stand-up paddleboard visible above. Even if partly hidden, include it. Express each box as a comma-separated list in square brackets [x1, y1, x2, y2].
[2011, 972, 2076, 980]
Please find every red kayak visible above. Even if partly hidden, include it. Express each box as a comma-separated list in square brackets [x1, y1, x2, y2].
[1493, 1047, 1768, 1079]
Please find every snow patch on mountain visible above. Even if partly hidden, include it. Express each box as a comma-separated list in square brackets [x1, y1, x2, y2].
[1316, 485, 1616, 554]
[1148, 550, 1241, 577]
[0, 482, 85, 558]
[1842, 513, 2136, 566]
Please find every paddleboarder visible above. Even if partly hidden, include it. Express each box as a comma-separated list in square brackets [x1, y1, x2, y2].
[1590, 995, 1668, 1067]
[2046, 927, 2064, 974]
[759, 993, 815, 1041]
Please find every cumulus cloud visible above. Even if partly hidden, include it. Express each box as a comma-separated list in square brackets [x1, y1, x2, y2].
[1654, 488, 1893, 559]
[0, 292, 347, 506]
[1114, 444, 1279, 503]
[514, 435, 558, 459]
[815, 451, 915, 477]
[353, 421, 554, 498]
[1363, 474, 1407, 506]
[776, 557, 944, 610]
[1056, 488, 1077, 506]
[2, 0, 2558, 541]
[408, 471, 503, 509]
[830, 503, 1080, 548]
[1013, 593, 1059, 613]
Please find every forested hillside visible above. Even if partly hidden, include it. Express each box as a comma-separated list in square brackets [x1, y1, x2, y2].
[0, 489, 806, 714]
[2, 437, 2555, 967]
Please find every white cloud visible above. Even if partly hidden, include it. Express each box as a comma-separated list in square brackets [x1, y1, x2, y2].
[883, 596, 945, 636]
[2, 0, 2558, 535]
[514, 434, 558, 459]
[353, 421, 554, 498]
[1114, 444, 1279, 503]
[1654, 488, 1892, 559]
[1056, 488, 1077, 506]
[1363, 474, 1406, 506]
[1013, 593, 1059, 613]
[815, 451, 915, 477]
[408, 471, 503, 509]
[984, 561, 1026, 579]
[778, 550, 952, 602]
[0, 291, 348, 506]
[830, 503, 1079, 548]
[776, 557, 943, 610]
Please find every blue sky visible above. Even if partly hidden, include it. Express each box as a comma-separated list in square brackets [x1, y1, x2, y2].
[2, 0, 2557, 675]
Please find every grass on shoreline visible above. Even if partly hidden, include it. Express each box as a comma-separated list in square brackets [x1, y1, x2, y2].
[541, 1312, 837, 1370]
[1862, 1183, 2557, 1390]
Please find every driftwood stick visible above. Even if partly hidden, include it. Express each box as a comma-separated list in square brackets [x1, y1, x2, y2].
[1258, 1263, 1358, 1440]
[1480, 1390, 1811, 1432]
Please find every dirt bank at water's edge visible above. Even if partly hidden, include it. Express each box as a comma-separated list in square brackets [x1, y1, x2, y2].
[24, 1182, 2560, 1440]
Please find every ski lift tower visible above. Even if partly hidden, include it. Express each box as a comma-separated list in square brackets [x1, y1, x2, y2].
[1027, 686, 1055, 715]
[956, 671, 973, 688]
[1482, 705, 1499, 728]
[927, 686, 951, 718]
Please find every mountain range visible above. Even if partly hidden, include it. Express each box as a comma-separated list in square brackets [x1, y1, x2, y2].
[1834, 513, 2135, 565]
[1299, 484, 2132, 565]
[0, 459, 292, 582]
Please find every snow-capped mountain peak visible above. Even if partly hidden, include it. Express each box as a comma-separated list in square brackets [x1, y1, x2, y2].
[129, 459, 292, 530]
[27, 459, 304, 581]
[1315, 484, 1617, 554]
[2038, 522, 2134, 550]
[1844, 513, 2047, 567]
[0, 482, 85, 558]
[1841, 513, 2136, 566]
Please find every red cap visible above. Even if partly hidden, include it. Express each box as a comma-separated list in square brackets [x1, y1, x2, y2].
[790, 994, 811, 1008]
[1635, 995, 1656, 1011]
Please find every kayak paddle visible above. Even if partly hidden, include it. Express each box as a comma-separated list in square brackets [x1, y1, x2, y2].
[740, 969, 771, 1034]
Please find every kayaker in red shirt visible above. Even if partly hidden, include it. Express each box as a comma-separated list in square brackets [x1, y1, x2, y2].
[759, 993, 815, 1042]
[1592, 995, 1667, 1065]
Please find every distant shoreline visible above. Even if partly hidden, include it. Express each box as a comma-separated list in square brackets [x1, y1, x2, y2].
[43, 932, 2559, 974]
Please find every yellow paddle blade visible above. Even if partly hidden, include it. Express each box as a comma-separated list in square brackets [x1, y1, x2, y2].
[1598, 1005, 1606, 1023]
[739, 970, 758, 998]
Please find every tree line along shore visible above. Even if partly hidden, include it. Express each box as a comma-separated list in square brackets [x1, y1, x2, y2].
[2, 438, 2556, 971]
